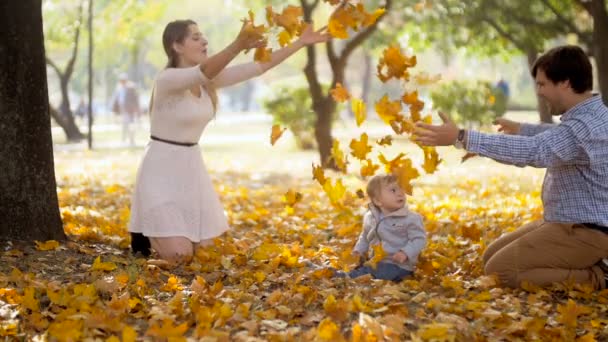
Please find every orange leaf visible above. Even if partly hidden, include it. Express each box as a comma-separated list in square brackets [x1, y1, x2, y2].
[376, 135, 392, 146]
[317, 318, 341, 341]
[392, 159, 420, 195]
[277, 30, 292, 47]
[360, 159, 379, 177]
[146, 319, 188, 340]
[91, 256, 117, 272]
[402, 90, 425, 121]
[283, 189, 303, 206]
[35, 240, 60, 251]
[274, 5, 303, 36]
[377, 45, 417, 82]
[328, 18, 348, 39]
[270, 124, 286, 145]
[254, 46, 272, 62]
[330, 82, 351, 102]
[375, 95, 402, 124]
[422, 147, 442, 174]
[323, 178, 346, 207]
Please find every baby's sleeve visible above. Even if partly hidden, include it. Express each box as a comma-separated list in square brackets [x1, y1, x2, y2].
[155, 65, 210, 94]
[211, 62, 264, 89]
[401, 213, 426, 263]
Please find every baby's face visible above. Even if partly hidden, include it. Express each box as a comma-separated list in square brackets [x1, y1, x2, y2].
[374, 182, 406, 212]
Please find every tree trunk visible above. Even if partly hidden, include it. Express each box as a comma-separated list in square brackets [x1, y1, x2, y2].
[314, 99, 337, 168]
[58, 76, 86, 141]
[0, 0, 65, 241]
[527, 49, 552, 123]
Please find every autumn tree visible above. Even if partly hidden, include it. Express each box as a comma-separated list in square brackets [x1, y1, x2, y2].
[300, 0, 393, 167]
[44, 0, 87, 141]
[0, 0, 65, 241]
[403, 0, 608, 123]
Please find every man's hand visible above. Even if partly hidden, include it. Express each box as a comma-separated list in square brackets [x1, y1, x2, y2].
[392, 251, 408, 263]
[414, 112, 459, 146]
[493, 117, 521, 135]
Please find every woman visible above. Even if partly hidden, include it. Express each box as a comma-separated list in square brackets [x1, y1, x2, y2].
[129, 18, 329, 262]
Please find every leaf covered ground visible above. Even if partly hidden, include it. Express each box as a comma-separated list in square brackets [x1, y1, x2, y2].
[2, 148, 608, 342]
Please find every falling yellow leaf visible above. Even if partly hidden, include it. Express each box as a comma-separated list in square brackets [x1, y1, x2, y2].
[277, 30, 292, 47]
[254, 46, 272, 63]
[360, 159, 379, 177]
[331, 139, 348, 172]
[375, 95, 402, 124]
[349, 133, 372, 160]
[283, 189, 303, 206]
[270, 124, 286, 145]
[377, 45, 417, 82]
[422, 147, 442, 174]
[323, 178, 346, 206]
[330, 83, 351, 103]
[351, 98, 367, 126]
[312, 163, 327, 185]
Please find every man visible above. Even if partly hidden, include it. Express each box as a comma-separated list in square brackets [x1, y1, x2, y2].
[415, 45, 608, 290]
[111, 73, 140, 146]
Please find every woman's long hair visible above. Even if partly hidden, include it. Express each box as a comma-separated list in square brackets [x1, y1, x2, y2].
[160, 19, 218, 112]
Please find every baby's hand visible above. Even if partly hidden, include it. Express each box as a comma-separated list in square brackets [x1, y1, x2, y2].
[392, 251, 408, 263]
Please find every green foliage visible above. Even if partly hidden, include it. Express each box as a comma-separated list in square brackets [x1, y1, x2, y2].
[430, 80, 507, 126]
[263, 84, 333, 150]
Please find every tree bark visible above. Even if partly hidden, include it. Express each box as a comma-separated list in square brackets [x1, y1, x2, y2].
[527, 49, 553, 123]
[0, 0, 65, 241]
[584, 0, 608, 105]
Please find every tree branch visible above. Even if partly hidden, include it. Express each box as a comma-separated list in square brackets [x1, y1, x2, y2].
[481, 15, 530, 52]
[301, 0, 323, 103]
[45, 57, 63, 78]
[539, 0, 591, 43]
[64, 1, 84, 81]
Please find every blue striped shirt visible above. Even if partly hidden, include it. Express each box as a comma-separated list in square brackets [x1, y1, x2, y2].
[467, 95, 608, 226]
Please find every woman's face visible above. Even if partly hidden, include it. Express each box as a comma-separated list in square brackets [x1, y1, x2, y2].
[174, 24, 208, 66]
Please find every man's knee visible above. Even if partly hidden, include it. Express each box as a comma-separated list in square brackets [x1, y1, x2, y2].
[484, 256, 519, 288]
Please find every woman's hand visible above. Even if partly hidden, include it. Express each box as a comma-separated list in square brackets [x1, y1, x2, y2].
[297, 22, 331, 46]
[235, 21, 267, 51]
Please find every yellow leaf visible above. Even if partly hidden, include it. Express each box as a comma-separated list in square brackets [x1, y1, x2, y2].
[557, 299, 592, 329]
[161, 275, 184, 292]
[330, 82, 351, 102]
[360, 159, 379, 177]
[265, 6, 275, 26]
[323, 178, 346, 206]
[422, 147, 442, 174]
[392, 159, 420, 195]
[91, 256, 117, 272]
[351, 98, 366, 126]
[146, 319, 188, 339]
[401, 90, 425, 121]
[312, 163, 327, 185]
[331, 139, 348, 172]
[417, 323, 452, 340]
[283, 189, 303, 206]
[328, 18, 348, 39]
[254, 46, 272, 63]
[274, 5, 303, 36]
[270, 124, 286, 145]
[317, 318, 340, 341]
[349, 133, 372, 160]
[377, 45, 416, 82]
[278, 30, 292, 47]
[366, 244, 387, 269]
[35, 240, 60, 251]
[375, 95, 402, 124]
[22, 287, 39, 311]
[413, 72, 441, 85]
[48, 319, 83, 342]
[376, 135, 392, 146]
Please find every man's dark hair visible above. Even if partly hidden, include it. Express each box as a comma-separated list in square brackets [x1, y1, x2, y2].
[531, 45, 593, 93]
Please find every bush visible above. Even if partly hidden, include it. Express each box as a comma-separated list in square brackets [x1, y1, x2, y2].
[263, 84, 334, 150]
[430, 80, 507, 127]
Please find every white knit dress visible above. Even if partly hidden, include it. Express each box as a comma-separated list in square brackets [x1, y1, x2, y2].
[129, 62, 263, 242]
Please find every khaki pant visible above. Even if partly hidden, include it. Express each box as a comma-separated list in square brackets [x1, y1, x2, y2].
[483, 220, 608, 289]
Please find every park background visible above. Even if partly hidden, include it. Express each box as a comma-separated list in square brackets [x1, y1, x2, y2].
[1, 0, 608, 340]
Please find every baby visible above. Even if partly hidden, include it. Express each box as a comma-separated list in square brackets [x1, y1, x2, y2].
[343, 174, 427, 281]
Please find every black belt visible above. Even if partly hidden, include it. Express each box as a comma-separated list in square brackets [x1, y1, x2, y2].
[150, 135, 197, 147]
[583, 223, 608, 234]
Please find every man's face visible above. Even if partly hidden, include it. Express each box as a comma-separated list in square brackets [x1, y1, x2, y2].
[535, 69, 568, 115]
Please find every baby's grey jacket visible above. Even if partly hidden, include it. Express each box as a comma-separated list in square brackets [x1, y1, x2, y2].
[353, 204, 427, 271]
